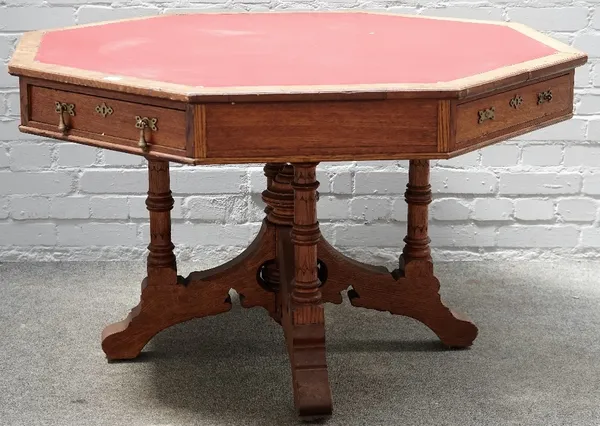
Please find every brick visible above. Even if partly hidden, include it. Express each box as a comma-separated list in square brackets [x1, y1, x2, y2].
[497, 226, 579, 248]
[173, 223, 255, 246]
[10, 143, 52, 170]
[49, 0, 111, 4]
[184, 196, 247, 223]
[435, 150, 479, 168]
[391, 197, 408, 222]
[588, 121, 600, 141]
[0, 72, 18, 89]
[77, 6, 160, 25]
[10, 196, 50, 220]
[316, 170, 331, 194]
[56, 143, 97, 167]
[564, 146, 600, 167]
[480, 144, 520, 167]
[249, 169, 266, 194]
[317, 196, 351, 220]
[429, 224, 496, 247]
[0, 36, 16, 62]
[0, 119, 31, 141]
[0, 223, 56, 246]
[557, 198, 597, 222]
[90, 196, 129, 219]
[171, 169, 246, 194]
[50, 196, 90, 219]
[522, 145, 563, 166]
[508, 8, 588, 31]
[583, 173, 600, 195]
[164, 7, 230, 14]
[247, 194, 267, 222]
[577, 95, 600, 115]
[574, 34, 600, 58]
[514, 199, 554, 221]
[129, 196, 183, 219]
[0, 197, 8, 219]
[331, 172, 352, 194]
[431, 169, 497, 194]
[594, 10, 600, 30]
[103, 150, 144, 166]
[58, 223, 137, 246]
[0, 147, 9, 168]
[499, 173, 580, 195]
[516, 119, 586, 141]
[349, 197, 390, 221]
[0, 171, 73, 195]
[2, 7, 75, 31]
[5, 92, 20, 117]
[80, 170, 147, 194]
[335, 224, 405, 247]
[471, 198, 513, 221]
[575, 64, 591, 88]
[355, 171, 407, 194]
[582, 227, 600, 247]
[423, 7, 503, 20]
[430, 198, 470, 221]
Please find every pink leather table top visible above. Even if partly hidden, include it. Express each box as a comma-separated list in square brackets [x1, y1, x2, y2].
[35, 13, 558, 88]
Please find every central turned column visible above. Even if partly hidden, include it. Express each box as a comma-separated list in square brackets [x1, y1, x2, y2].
[290, 163, 323, 320]
[280, 162, 332, 418]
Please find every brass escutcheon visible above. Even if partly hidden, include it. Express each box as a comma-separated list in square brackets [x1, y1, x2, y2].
[55, 102, 76, 134]
[537, 90, 553, 105]
[135, 116, 158, 152]
[95, 102, 113, 117]
[478, 107, 495, 124]
[509, 95, 523, 109]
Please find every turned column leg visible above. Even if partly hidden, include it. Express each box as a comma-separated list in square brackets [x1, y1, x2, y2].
[401, 159, 434, 277]
[318, 160, 478, 348]
[146, 160, 177, 284]
[279, 162, 332, 418]
[101, 160, 183, 359]
[101, 160, 278, 360]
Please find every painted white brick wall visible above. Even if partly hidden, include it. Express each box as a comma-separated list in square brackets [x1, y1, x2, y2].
[1, 1, 599, 264]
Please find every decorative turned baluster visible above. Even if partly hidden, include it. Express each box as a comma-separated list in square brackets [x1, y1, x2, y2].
[146, 160, 176, 284]
[402, 159, 433, 277]
[263, 163, 285, 216]
[291, 162, 323, 324]
[262, 163, 295, 226]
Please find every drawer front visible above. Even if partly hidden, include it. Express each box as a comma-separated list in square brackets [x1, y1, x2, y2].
[29, 86, 187, 152]
[204, 99, 439, 160]
[456, 74, 573, 147]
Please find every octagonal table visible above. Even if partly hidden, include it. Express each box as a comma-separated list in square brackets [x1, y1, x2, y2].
[8, 11, 587, 418]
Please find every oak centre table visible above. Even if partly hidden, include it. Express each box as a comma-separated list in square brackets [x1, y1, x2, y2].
[8, 12, 587, 419]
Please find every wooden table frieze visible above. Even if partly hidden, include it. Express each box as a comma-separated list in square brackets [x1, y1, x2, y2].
[8, 11, 587, 419]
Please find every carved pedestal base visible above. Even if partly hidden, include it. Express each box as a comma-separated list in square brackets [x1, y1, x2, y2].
[101, 160, 477, 418]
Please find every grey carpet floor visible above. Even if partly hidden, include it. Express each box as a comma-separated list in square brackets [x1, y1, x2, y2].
[0, 260, 599, 426]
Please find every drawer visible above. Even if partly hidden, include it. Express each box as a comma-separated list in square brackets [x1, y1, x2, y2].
[455, 74, 573, 147]
[28, 86, 187, 153]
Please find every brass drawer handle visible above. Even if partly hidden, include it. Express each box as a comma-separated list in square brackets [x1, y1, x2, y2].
[478, 107, 495, 124]
[55, 102, 75, 134]
[135, 116, 158, 152]
[537, 90, 553, 105]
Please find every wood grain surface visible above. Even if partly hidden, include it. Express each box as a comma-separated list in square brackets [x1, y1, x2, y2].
[205, 99, 438, 159]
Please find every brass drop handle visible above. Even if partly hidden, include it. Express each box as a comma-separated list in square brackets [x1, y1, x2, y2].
[55, 102, 75, 134]
[135, 116, 158, 152]
[537, 90, 553, 105]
